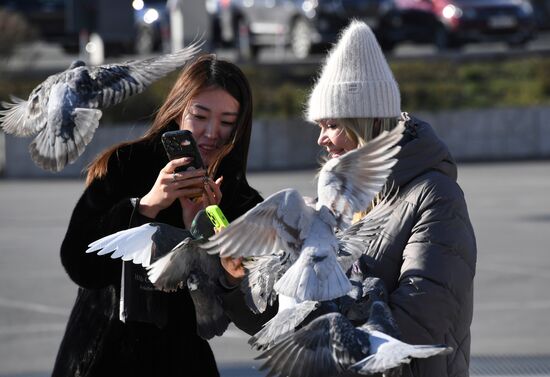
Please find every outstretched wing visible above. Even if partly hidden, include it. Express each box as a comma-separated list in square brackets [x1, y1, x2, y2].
[146, 237, 221, 292]
[349, 329, 452, 375]
[317, 123, 404, 228]
[0, 95, 41, 137]
[249, 300, 319, 350]
[90, 41, 203, 108]
[187, 270, 231, 340]
[257, 312, 369, 377]
[200, 189, 314, 258]
[336, 186, 399, 272]
[241, 252, 291, 314]
[86, 223, 189, 267]
[0, 70, 64, 137]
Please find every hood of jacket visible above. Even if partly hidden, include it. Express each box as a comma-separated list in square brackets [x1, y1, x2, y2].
[389, 115, 457, 188]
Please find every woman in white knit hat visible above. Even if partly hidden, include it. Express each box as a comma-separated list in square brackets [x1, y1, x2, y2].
[307, 20, 477, 377]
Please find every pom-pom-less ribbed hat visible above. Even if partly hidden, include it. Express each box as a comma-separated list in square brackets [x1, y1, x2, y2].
[306, 20, 401, 122]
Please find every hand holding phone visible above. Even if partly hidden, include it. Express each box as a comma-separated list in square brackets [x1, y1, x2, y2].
[161, 130, 204, 173]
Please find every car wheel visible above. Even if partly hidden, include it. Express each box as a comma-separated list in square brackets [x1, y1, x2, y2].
[236, 19, 258, 60]
[434, 25, 451, 50]
[135, 25, 155, 55]
[290, 18, 312, 59]
[507, 35, 531, 49]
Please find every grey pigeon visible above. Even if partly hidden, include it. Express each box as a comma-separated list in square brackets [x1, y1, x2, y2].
[201, 123, 405, 303]
[256, 297, 452, 377]
[85, 213, 231, 340]
[246, 195, 398, 351]
[0, 41, 202, 171]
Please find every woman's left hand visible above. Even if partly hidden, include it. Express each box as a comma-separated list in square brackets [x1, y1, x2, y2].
[179, 176, 224, 228]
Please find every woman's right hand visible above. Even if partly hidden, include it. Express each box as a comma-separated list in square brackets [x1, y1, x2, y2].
[139, 157, 206, 219]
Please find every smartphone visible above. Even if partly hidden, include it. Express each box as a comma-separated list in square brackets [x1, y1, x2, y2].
[206, 205, 229, 229]
[161, 130, 204, 173]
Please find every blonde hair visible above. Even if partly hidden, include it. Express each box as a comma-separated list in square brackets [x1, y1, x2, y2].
[335, 117, 399, 222]
[338, 117, 399, 147]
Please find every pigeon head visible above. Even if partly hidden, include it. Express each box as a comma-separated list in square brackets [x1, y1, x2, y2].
[69, 60, 87, 70]
[191, 209, 216, 240]
[362, 276, 387, 302]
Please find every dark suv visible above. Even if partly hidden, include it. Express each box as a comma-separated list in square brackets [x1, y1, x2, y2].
[388, 0, 537, 49]
[209, 0, 396, 59]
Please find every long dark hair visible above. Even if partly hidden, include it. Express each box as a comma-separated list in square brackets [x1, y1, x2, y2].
[86, 54, 254, 186]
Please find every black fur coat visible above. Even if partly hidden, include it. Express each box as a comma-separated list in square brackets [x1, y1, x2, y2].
[52, 133, 272, 377]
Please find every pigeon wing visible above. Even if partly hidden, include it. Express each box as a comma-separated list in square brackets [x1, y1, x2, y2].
[86, 223, 189, 268]
[249, 300, 319, 351]
[336, 187, 399, 272]
[187, 270, 231, 340]
[0, 70, 65, 137]
[0, 95, 43, 137]
[146, 237, 221, 292]
[241, 252, 292, 314]
[89, 41, 203, 108]
[349, 330, 452, 374]
[200, 189, 314, 258]
[257, 312, 368, 377]
[317, 123, 404, 229]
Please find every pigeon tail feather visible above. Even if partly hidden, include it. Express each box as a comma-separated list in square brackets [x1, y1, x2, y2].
[274, 252, 352, 302]
[28, 108, 102, 172]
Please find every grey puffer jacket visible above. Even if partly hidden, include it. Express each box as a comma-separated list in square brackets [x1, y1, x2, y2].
[355, 115, 477, 377]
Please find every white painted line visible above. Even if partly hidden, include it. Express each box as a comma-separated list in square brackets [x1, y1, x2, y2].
[0, 323, 66, 335]
[477, 264, 550, 279]
[0, 297, 69, 316]
[475, 300, 550, 311]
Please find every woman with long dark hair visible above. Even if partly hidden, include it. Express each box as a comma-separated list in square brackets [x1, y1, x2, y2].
[52, 55, 274, 377]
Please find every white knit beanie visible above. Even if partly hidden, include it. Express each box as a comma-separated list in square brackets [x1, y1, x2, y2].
[306, 20, 401, 122]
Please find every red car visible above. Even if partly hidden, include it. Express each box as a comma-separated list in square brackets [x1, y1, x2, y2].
[385, 0, 537, 49]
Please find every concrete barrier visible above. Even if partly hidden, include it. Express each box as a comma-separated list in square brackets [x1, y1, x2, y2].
[1, 106, 549, 178]
[419, 107, 550, 161]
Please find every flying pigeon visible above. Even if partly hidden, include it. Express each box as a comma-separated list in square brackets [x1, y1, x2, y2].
[256, 310, 452, 377]
[201, 123, 405, 304]
[246, 194, 399, 351]
[0, 41, 203, 172]
[256, 279, 452, 377]
[85, 209, 232, 340]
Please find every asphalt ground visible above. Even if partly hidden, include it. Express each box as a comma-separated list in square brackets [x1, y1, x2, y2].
[1, 161, 550, 376]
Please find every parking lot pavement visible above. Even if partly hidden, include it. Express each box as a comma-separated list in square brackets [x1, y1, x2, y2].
[1, 161, 550, 376]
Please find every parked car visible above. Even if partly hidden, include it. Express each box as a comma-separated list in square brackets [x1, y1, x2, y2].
[531, 0, 550, 29]
[208, 0, 397, 59]
[133, 0, 170, 54]
[388, 0, 537, 50]
[0, 0, 169, 55]
[0, 0, 73, 49]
